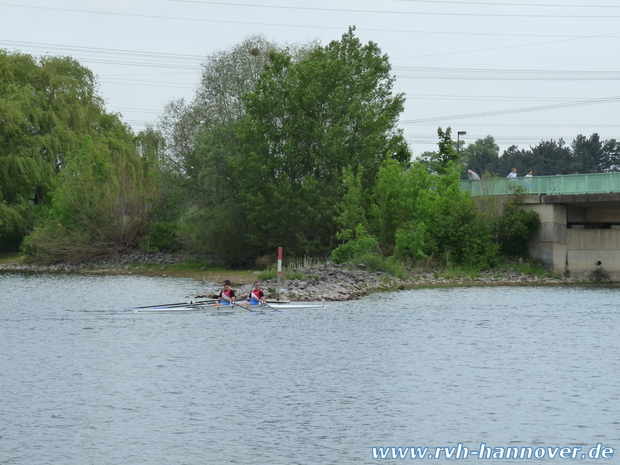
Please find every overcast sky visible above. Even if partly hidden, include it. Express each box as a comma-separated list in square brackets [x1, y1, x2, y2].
[2, 0, 620, 158]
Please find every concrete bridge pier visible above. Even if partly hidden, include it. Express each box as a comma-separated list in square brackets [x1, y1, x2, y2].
[523, 194, 620, 279]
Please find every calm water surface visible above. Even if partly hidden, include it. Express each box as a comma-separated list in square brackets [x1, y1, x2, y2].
[1, 273, 619, 464]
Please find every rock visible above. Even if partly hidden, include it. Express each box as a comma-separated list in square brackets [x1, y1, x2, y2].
[2, 253, 617, 301]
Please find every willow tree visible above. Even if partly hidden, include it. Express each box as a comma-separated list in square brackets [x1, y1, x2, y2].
[235, 27, 410, 257]
[22, 130, 162, 263]
[0, 50, 127, 250]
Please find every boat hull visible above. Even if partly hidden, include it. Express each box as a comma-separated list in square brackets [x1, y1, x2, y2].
[131, 301, 325, 314]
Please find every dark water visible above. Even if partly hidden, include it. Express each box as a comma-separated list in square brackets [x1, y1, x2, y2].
[1, 273, 619, 464]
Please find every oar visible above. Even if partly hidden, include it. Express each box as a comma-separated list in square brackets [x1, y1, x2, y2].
[127, 298, 217, 310]
[128, 301, 196, 309]
[191, 299, 218, 306]
[232, 301, 260, 314]
[259, 301, 283, 313]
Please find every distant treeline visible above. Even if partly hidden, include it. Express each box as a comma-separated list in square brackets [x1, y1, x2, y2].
[4, 30, 613, 268]
[449, 134, 620, 178]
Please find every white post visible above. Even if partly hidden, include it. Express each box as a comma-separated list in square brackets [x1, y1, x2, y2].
[276, 247, 282, 301]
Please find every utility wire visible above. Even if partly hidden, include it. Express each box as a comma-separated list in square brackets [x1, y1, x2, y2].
[3, 2, 620, 25]
[167, 0, 620, 18]
[394, 67, 620, 80]
[392, 0, 620, 8]
[402, 96, 620, 124]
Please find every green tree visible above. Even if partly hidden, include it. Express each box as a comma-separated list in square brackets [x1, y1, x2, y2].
[22, 130, 162, 263]
[571, 133, 620, 173]
[371, 159, 432, 251]
[497, 139, 575, 176]
[159, 35, 318, 265]
[496, 198, 540, 257]
[461, 135, 500, 177]
[335, 166, 369, 233]
[366, 154, 498, 268]
[0, 50, 131, 250]
[418, 127, 462, 175]
[175, 121, 256, 267]
[158, 35, 283, 170]
[235, 27, 409, 257]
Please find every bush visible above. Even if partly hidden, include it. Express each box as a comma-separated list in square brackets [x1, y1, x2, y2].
[394, 222, 428, 262]
[331, 224, 379, 264]
[140, 222, 181, 253]
[351, 253, 405, 278]
[497, 203, 540, 257]
[424, 192, 499, 270]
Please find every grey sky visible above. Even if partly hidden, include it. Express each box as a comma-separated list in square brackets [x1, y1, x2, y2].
[2, 0, 619, 157]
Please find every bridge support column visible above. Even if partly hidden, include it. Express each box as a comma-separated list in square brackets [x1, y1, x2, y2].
[524, 203, 567, 275]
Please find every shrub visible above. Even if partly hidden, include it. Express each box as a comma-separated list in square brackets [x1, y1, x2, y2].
[497, 202, 540, 257]
[331, 224, 379, 264]
[140, 222, 180, 253]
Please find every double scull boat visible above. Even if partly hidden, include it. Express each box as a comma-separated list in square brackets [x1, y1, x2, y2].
[127, 299, 326, 314]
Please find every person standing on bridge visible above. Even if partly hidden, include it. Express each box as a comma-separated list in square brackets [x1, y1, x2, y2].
[467, 169, 480, 180]
[524, 169, 533, 192]
[507, 168, 517, 179]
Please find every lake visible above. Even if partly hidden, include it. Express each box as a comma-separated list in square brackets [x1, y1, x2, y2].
[1, 273, 618, 464]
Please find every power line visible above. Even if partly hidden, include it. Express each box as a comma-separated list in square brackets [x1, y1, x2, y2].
[394, 67, 620, 80]
[393, 0, 620, 8]
[0, 39, 205, 70]
[101, 79, 196, 89]
[166, 0, 620, 18]
[4, 40, 619, 81]
[404, 122, 620, 128]
[0, 39, 206, 60]
[405, 94, 594, 102]
[402, 96, 620, 124]
[4, 2, 620, 30]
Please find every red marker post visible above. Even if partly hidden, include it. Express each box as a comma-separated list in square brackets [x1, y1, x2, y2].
[276, 247, 282, 301]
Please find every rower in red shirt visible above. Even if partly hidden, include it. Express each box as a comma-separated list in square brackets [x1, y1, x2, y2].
[248, 281, 266, 306]
[218, 280, 236, 306]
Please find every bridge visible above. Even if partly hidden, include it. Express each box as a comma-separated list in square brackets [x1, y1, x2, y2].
[461, 172, 620, 279]
[460, 172, 620, 196]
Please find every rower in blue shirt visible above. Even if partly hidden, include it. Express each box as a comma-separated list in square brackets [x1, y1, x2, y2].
[248, 281, 266, 305]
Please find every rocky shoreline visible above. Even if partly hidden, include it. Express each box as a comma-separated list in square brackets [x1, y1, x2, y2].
[253, 263, 618, 301]
[2, 253, 617, 301]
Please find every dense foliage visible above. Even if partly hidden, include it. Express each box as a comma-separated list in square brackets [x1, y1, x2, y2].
[0, 50, 163, 260]
[0, 51, 104, 249]
[13, 31, 620, 269]
[234, 28, 409, 257]
[162, 28, 409, 265]
[333, 128, 507, 270]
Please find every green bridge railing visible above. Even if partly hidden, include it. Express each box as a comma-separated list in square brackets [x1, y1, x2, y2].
[461, 172, 620, 196]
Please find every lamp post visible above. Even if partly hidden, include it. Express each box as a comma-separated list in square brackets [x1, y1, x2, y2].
[457, 131, 467, 154]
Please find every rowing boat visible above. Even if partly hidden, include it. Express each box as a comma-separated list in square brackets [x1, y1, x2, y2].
[128, 300, 326, 314]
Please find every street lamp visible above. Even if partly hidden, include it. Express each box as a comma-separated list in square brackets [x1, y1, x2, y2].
[457, 131, 467, 154]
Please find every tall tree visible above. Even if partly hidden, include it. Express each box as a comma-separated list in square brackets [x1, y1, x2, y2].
[22, 130, 162, 263]
[497, 139, 574, 176]
[158, 35, 315, 172]
[0, 50, 130, 250]
[571, 133, 620, 173]
[158, 35, 318, 264]
[418, 127, 461, 175]
[235, 27, 410, 257]
[461, 135, 500, 176]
